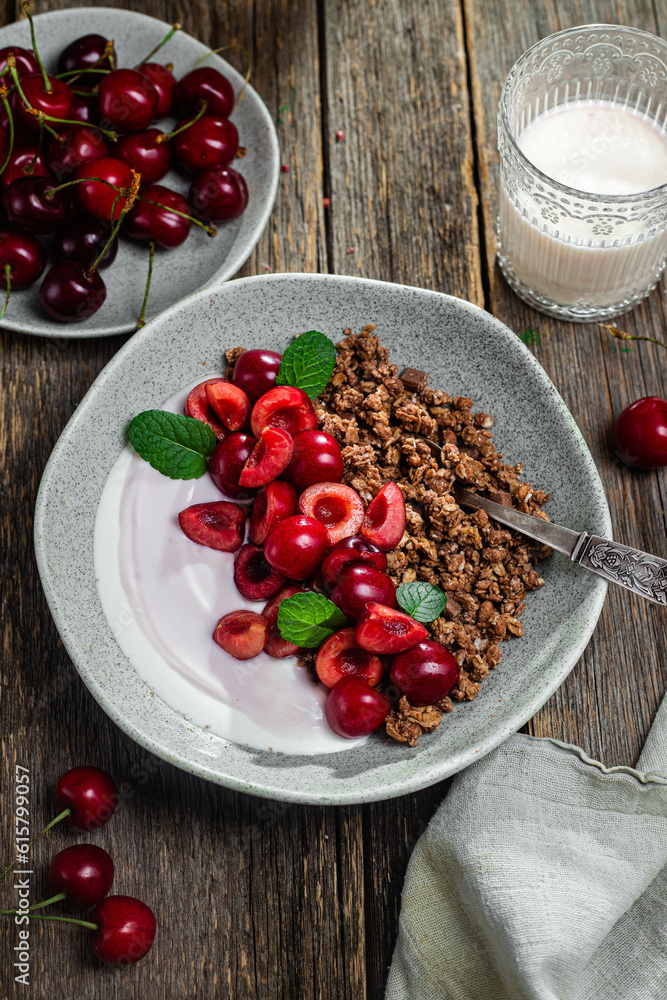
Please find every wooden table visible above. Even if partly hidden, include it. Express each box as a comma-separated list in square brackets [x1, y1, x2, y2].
[2, 1, 666, 996]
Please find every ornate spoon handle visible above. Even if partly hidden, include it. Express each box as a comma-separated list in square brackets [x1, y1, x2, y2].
[576, 536, 667, 605]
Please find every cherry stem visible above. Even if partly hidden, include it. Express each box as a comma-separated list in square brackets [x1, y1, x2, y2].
[86, 169, 142, 278]
[0, 86, 14, 178]
[45, 176, 120, 200]
[192, 42, 252, 110]
[22, 2, 51, 93]
[0, 264, 10, 322]
[27, 108, 118, 140]
[0, 808, 71, 881]
[29, 914, 98, 931]
[137, 240, 155, 330]
[156, 100, 207, 143]
[601, 323, 667, 351]
[135, 23, 182, 69]
[56, 67, 109, 82]
[0, 891, 67, 915]
[138, 196, 218, 237]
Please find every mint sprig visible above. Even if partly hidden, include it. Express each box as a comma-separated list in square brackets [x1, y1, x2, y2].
[277, 592, 348, 647]
[396, 582, 447, 623]
[129, 410, 216, 480]
[276, 330, 336, 399]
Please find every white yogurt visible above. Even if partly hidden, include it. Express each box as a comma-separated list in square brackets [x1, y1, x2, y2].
[498, 100, 667, 309]
[94, 381, 362, 755]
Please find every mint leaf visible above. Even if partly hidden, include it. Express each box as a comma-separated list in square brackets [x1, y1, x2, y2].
[129, 410, 216, 480]
[276, 330, 336, 399]
[277, 592, 348, 647]
[396, 582, 447, 623]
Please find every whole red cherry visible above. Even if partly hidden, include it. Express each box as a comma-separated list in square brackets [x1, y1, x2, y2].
[125, 184, 191, 249]
[97, 69, 158, 132]
[189, 165, 248, 222]
[0, 229, 47, 288]
[176, 67, 234, 118]
[48, 844, 114, 908]
[115, 128, 171, 185]
[614, 397, 667, 469]
[390, 640, 459, 705]
[74, 156, 133, 222]
[232, 349, 282, 403]
[46, 124, 108, 181]
[325, 675, 391, 738]
[54, 766, 118, 831]
[91, 895, 156, 965]
[282, 429, 343, 492]
[140, 63, 176, 118]
[173, 115, 239, 173]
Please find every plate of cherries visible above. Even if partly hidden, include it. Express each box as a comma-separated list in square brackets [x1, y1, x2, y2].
[0, 5, 278, 337]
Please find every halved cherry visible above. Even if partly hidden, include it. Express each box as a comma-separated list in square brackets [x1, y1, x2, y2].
[249, 480, 298, 544]
[233, 544, 285, 600]
[315, 627, 384, 689]
[239, 427, 294, 488]
[262, 584, 304, 658]
[209, 432, 257, 500]
[178, 500, 246, 552]
[321, 536, 387, 592]
[185, 378, 229, 440]
[213, 610, 267, 659]
[360, 482, 406, 550]
[250, 386, 317, 437]
[205, 381, 251, 432]
[298, 482, 364, 545]
[355, 603, 428, 654]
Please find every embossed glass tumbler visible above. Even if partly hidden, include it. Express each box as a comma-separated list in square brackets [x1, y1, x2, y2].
[497, 25, 667, 322]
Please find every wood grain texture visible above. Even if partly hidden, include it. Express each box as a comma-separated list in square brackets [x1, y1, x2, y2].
[2, 0, 666, 998]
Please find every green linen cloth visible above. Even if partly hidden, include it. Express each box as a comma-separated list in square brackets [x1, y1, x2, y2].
[386, 696, 667, 1000]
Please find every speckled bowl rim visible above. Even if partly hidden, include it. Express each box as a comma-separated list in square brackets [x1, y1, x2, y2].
[0, 7, 279, 339]
[34, 273, 611, 804]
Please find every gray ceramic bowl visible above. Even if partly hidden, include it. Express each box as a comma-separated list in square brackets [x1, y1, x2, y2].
[0, 8, 278, 338]
[34, 274, 611, 803]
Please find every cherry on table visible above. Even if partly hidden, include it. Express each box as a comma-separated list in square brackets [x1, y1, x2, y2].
[176, 66, 234, 119]
[330, 562, 397, 623]
[57, 33, 115, 77]
[13, 74, 73, 133]
[179, 500, 246, 552]
[46, 124, 108, 181]
[282, 429, 343, 492]
[189, 165, 248, 222]
[232, 348, 282, 404]
[40, 260, 107, 322]
[325, 675, 391, 738]
[262, 585, 304, 658]
[264, 513, 329, 579]
[74, 155, 133, 221]
[141, 63, 176, 118]
[173, 114, 239, 173]
[54, 765, 118, 832]
[125, 183, 192, 249]
[213, 610, 268, 659]
[54, 219, 118, 270]
[48, 844, 114, 909]
[4, 176, 69, 234]
[298, 482, 364, 545]
[91, 895, 156, 965]
[115, 128, 171, 185]
[389, 640, 459, 705]
[1, 146, 53, 189]
[97, 68, 158, 132]
[316, 627, 384, 688]
[0, 229, 47, 288]
[233, 543, 285, 600]
[613, 396, 667, 469]
[248, 480, 298, 545]
[321, 536, 387, 592]
[209, 431, 257, 499]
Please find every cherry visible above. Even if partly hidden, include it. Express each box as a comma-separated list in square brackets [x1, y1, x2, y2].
[0, 46, 38, 80]
[46, 124, 108, 181]
[4, 177, 68, 234]
[74, 155, 133, 221]
[298, 482, 364, 545]
[40, 261, 106, 322]
[613, 396, 667, 469]
[213, 609, 268, 659]
[91, 895, 156, 965]
[264, 514, 329, 579]
[48, 844, 114, 909]
[178, 500, 246, 552]
[360, 482, 406, 550]
[330, 563, 397, 623]
[176, 67, 234, 119]
[97, 69, 158, 132]
[173, 115, 239, 173]
[262, 585, 304, 658]
[185, 377, 229, 440]
[321, 536, 387, 592]
[283, 429, 343, 492]
[125, 183, 192, 249]
[325, 675, 390, 738]
[0, 229, 46, 288]
[250, 386, 317, 438]
[115, 128, 171, 185]
[209, 431, 257, 499]
[232, 348, 282, 403]
[70, 92, 98, 124]
[205, 380, 250, 431]
[248, 480, 298, 545]
[315, 627, 383, 688]
[57, 34, 115, 78]
[54, 219, 117, 269]
[390, 640, 459, 705]
[356, 603, 427, 655]
[13, 74, 73, 133]
[239, 427, 294, 487]
[141, 63, 176, 118]
[189, 165, 248, 222]
[233, 543, 285, 600]
[54, 766, 118, 832]
[0, 147, 52, 189]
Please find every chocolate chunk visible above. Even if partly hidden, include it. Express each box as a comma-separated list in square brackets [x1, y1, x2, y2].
[444, 593, 463, 620]
[459, 444, 480, 459]
[487, 489, 512, 508]
[401, 366, 428, 392]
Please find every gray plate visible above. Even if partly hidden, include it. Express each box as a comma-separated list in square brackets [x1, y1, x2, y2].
[0, 7, 279, 338]
[34, 274, 611, 804]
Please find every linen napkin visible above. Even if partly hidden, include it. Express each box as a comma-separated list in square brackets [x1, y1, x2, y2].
[385, 696, 667, 1000]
